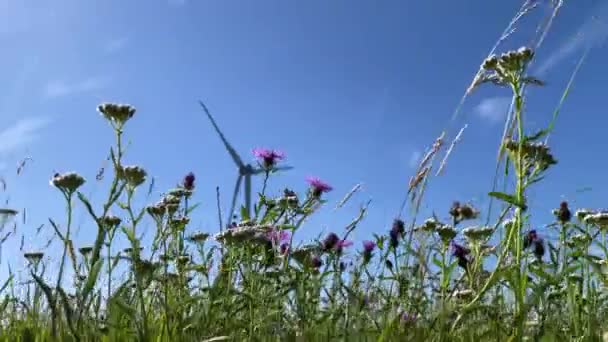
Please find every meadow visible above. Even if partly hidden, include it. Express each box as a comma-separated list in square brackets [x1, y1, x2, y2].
[1, 1, 608, 341]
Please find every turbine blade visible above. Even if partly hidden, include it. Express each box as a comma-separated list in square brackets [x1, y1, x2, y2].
[244, 174, 252, 218]
[274, 166, 294, 172]
[198, 100, 245, 168]
[228, 175, 243, 223]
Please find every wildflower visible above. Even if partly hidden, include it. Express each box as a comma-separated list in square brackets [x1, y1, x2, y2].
[335, 239, 353, 254]
[449, 202, 479, 224]
[120, 165, 147, 189]
[97, 103, 136, 128]
[576, 209, 594, 222]
[306, 177, 333, 198]
[552, 201, 571, 223]
[583, 212, 608, 229]
[281, 188, 299, 208]
[24, 252, 44, 263]
[523, 230, 544, 260]
[50, 172, 86, 195]
[385, 259, 393, 270]
[253, 148, 285, 169]
[280, 243, 289, 255]
[451, 242, 470, 270]
[188, 232, 210, 243]
[311, 255, 323, 269]
[99, 215, 121, 229]
[436, 225, 457, 244]
[182, 172, 195, 191]
[79, 246, 93, 256]
[339, 261, 346, 272]
[390, 219, 405, 248]
[416, 217, 442, 233]
[452, 289, 475, 299]
[462, 226, 493, 242]
[267, 229, 290, 245]
[322, 233, 340, 252]
[362, 240, 376, 264]
[146, 203, 166, 221]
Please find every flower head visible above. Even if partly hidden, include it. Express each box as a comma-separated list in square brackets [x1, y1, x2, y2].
[267, 229, 290, 245]
[182, 172, 195, 191]
[451, 242, 470, 270]
[78, 246, 93, 256]
[306, 177, 333, 197]
[362, 240, 376, 263]
[311, 255, 323, 269]
[120, 165, 147, 189]
[24, 252, 44, 263]
[322, 232, 340, 252]
[552, 201, 571, 223]
[335, 239, 353, 254]
[253, 148, 285, 169]
[362, 240, 376, 254]
[97, 103, 136, 128]
[51, 172, 86, 195]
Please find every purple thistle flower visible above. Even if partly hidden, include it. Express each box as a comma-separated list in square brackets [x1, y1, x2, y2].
[451, 242, 470, 270]
[523, 229, 538, 249]
[267, 229, 290, 245]
[280, 243, 290, 255]
[183, 172, 195, 191]
[362, 240, 376, 264]
[306, 176, 333, 197]
[322, 233, 340, 252]
[311, 255, 323, 268]
[252, 148, 285, 169]
[389, 229, 400, 249]
[362, 240, 376, 253]
[335, 239, 353, 254]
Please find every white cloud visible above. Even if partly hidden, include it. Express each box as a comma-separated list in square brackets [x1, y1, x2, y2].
[104, 37, 129, 54]
[537, 3, 608, 74]
[0, 117, 50, 154]
[44, 76, 109, 98]
[474, 97, 512, 124]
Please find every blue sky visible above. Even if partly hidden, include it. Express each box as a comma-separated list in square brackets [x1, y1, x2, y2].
[1, 0, 607, 276]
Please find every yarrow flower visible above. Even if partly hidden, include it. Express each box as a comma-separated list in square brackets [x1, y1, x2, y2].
[253, 148, 285, 169]
[552, 201, 571, 223]
[50, 172, 86, 195]
[449, 201, 479, 225]
[306, 177, 333, 198]
[97, 103, 136, 128]
[120, 165, 147, 189]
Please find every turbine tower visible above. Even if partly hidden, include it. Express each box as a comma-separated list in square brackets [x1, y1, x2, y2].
[198, 101, 292, 223]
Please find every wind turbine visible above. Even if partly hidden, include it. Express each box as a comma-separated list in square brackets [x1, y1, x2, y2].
[198, 101, 293, 223]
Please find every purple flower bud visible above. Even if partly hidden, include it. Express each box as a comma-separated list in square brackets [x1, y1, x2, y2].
[183, 172, 195, 191]
[311, 255, 323, 268]
[322, 233, 340, 252]
[362, 240, 376, 253]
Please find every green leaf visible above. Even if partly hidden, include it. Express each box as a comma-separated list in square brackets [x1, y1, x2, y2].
[525, 129, 550, 142]
[110, 297, 137, 321]
[82, 258, 104, 302]
[77, 191, 98, 221]
[240, 206, 250, 221]
[186, 202, 201, 216]
[488, 191, 526, 210]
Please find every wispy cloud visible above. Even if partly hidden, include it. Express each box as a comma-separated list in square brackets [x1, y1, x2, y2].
[537, 3, 608, 74]
[474, 96, 512, 124]
[44, 76, 110, 98]
[0, 117, 50, 155]
[104, 37, 129, 54]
